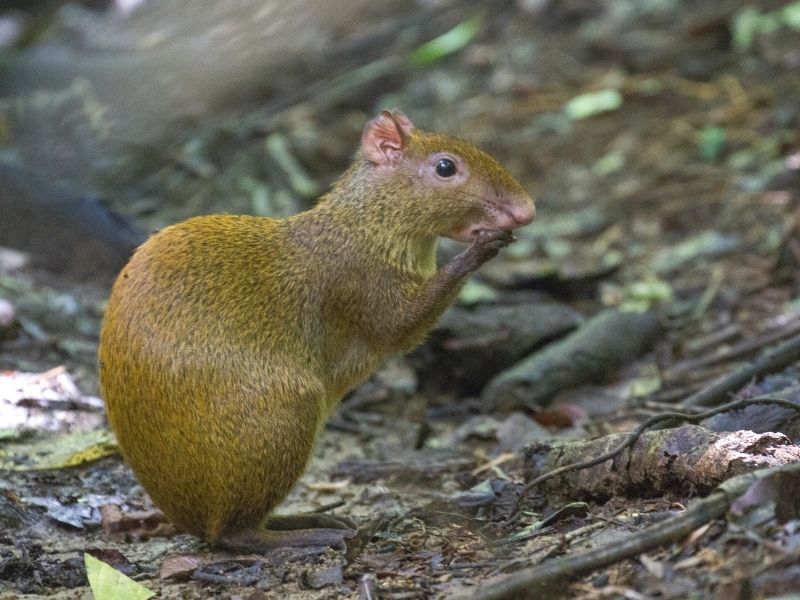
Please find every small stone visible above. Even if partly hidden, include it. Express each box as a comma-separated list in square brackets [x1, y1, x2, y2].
[303, 563, 343, 589]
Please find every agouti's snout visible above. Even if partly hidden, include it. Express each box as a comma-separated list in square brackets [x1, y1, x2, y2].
[503, 193, 536, 227]
[493, 191, 535, 232]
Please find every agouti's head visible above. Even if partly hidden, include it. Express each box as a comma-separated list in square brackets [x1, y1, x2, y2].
[358, 110, 535, 242]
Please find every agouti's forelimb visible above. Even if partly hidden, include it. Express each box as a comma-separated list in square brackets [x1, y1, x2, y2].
[99, 110, 534, 552]
[376, 229, 516, 349]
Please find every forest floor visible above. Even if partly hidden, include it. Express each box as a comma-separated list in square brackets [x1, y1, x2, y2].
[2, 1, 800, 598]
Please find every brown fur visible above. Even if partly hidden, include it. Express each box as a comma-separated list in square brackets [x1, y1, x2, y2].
[98, 112, 534, 543]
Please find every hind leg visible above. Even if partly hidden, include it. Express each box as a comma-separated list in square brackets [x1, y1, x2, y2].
[217, 513, 356, 552]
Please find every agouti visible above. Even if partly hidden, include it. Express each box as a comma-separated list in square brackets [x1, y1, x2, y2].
[99, 110, 534, 551]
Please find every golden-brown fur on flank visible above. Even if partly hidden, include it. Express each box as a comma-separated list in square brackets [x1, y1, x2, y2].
[99, 110, 534, 545]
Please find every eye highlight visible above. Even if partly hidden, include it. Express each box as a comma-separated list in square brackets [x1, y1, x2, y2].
[434, 157, 457, 178]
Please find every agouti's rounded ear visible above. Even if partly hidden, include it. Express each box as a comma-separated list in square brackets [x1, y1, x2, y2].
[361, 110, 415, 166]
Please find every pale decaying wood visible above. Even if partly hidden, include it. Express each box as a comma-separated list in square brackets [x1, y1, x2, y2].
[524, 424, 800, 499]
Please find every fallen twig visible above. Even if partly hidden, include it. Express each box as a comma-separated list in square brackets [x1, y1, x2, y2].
[666, 317, 800, 378]
[464, 461, 800, 600]
[682, 333, 800, 407]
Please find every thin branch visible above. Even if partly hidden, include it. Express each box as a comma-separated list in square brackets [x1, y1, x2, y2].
[682, 333, 800, 407]
[465, 461, 800, 600]
[666, 318, 800, 378]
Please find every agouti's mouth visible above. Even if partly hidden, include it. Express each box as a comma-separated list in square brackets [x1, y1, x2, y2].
[469, 226, 504, 240]
[446, 226, 505, 243]
[449, 201, 535, 242]
[448, 199, 535, 243]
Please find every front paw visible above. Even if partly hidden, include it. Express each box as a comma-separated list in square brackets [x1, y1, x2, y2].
[468, 229, 515, 266]
[475, 229, 515, 250]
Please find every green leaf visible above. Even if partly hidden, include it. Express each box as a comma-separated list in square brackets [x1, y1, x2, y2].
[627, 279, 674, 303]
[732, 7, 762, 51]
[697, 126, 726, 162]
[782, 1, 800, 29]
[410, 14, 482, 66]
[458, 279, 499, 306]
[652, 230, 739, 274]
[592, 151, 625, 176]
[85, 554, 154, 600]
[563, 89, 622, 120]
[629, 374, 662, 397]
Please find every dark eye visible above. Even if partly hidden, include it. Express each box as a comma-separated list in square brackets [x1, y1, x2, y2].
[435, 158, 457, 178]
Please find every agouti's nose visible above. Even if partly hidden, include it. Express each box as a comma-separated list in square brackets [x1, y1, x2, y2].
[507, 195, 535, 226]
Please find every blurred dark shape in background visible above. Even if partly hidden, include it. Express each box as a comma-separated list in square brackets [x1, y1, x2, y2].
[0, 0, 450, 280]
[0, 161, 145, 281]
[1, 0, 415, 152]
